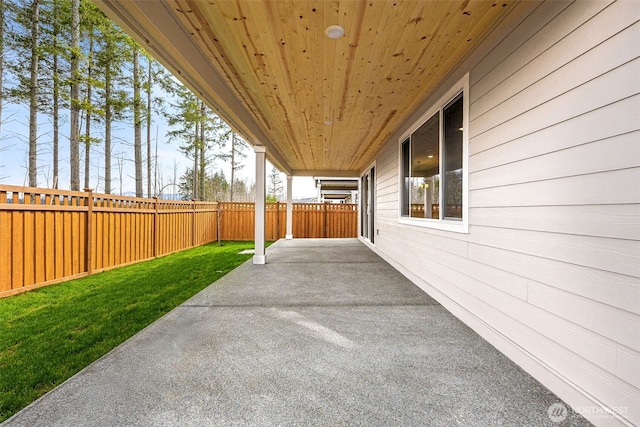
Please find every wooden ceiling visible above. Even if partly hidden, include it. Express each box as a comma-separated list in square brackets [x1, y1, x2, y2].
[94, 0, 519, 176]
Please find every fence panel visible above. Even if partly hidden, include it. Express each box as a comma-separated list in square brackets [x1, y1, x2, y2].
[266, 202, 286, 241]
[325, 203, 358, 238]
[0, 186, 91, 295]
[219, 202, 254, 241]
[0, 185, 221, 297]
[293, 203, 325, 238]
[1, 186, 358, 297]
[216, 202, 358, 240]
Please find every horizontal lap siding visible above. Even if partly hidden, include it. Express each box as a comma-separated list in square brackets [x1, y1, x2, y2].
[372, 1, 640, 425]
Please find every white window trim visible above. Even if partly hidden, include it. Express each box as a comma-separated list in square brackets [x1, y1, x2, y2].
[397, 73, 469, 234]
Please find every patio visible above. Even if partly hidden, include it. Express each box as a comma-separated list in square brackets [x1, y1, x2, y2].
[3, 239, 591, 426]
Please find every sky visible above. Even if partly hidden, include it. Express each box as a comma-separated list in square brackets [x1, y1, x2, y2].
[0, 103, 318, 199]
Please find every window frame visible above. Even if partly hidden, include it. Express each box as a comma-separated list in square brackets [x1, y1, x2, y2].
[397, 73, 469, 233]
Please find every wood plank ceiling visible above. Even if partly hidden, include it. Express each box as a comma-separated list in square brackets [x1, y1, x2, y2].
[94, 0, 518, 176]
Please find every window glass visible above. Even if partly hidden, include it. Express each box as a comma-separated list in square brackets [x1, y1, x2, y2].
[410, 113, 439, 218]
[401, 139, 410, 217]
[443, 94, 463, 219]
[401, 92, 464, 223]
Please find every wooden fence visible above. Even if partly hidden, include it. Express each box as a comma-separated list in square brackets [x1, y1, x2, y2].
[0, 185, 357, 297]
[218, 202, 358, 240]
[0, 185, 219, 298]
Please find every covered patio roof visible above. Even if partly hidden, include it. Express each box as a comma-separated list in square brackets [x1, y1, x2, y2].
[93, 0, 522, 176]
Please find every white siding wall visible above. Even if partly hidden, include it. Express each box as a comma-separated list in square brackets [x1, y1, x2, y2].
[371, 1, 640, 426]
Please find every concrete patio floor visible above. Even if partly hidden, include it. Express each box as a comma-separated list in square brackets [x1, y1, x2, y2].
[3, 238, 592, 426]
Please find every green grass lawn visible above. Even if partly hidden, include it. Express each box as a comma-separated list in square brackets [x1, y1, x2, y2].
[0, 241, 260, 422]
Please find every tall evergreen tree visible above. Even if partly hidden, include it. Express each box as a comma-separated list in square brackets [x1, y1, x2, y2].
[132, 45, 142, 197]
[198, 100, 206, 200]
[164, 82, 201, 200]
[27, 0, 39, 187]
[50, 0, 61, 188]
[145, 55, 151, 197]
[69, 0, 80, 190]
[229, 132, 247, 201]
[268, 166, 283, 201]
[94, 13, 128, 194]
[0, 0, 5, 137]
[1, 2, 249, 195]
[82, 19, 93, 189]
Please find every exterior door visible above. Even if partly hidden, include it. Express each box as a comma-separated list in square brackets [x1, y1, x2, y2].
[360, 166, 375, 244]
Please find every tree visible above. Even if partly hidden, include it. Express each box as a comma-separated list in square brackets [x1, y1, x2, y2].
[0, 0, 5, 137]
[231, 177, 252, 201]
[5, 0, 48, 186]
[164, 81, 205, 200]
[50, 0, 62, 188]
[145, 54, 152, 197]
[229, 132, 247, 201]
[132, 44, 142, 197]
[268, 166, 283, 201]
[27, 0, 39, 187]
[94, 12, 129, 194]
[82, 14, 94, 189]
[6, 0, 62, 187]
[207, 170, 228, 201]
[69, 0, 80, 190]
[36, 0, 73, 189]
[178, 167, 231, 202]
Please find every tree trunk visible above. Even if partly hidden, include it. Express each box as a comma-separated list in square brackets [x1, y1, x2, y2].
[133, 48, 142, 197]
[146, 59, 152, 197]
[104, 56, 112, 194]
[51, 0, 59, 188]
[117, 152, 123, 196]
[0, 0, 5, 137]
[69, 0, 80, 190]
[230, 133, 236, 201]
[199, 101, 205, 201]
[193, 120, 198, 200]
[84, 31, 93, 190]
[28, 0, 40, 188]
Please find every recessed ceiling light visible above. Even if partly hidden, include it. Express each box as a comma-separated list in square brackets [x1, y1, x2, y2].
[325, 25, 344, 39]
[428, 155, 434, 158]
[324, 120, 334, 125]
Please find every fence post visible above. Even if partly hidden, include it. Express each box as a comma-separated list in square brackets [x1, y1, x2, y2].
[84, 188, 93, 276]
[276, 201, 280, 239]
[217, 202, 222, 246]
[323, 202, 327, 238]
[192, 199, 196, 248]
[153, 197, 158, 258]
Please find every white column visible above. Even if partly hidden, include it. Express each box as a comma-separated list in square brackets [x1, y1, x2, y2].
[253, 146, 267, 265]
[285, 175, 293, 239]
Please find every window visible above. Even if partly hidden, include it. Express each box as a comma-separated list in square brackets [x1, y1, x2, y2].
[399, 74, 468, 232]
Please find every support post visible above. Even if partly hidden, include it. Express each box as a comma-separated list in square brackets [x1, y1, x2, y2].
[253, 146, 267, 264]
[286, 175, 293, 239]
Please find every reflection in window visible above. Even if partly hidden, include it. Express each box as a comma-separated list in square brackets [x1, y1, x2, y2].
[443, 94, 463, 220]
[401, 92, 464, 222]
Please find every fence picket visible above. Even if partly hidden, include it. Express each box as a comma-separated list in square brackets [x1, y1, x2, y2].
[1, 185, 357, 297]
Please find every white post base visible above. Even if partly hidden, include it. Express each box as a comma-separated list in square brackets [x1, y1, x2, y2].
[285, 234, 293, 240]
[253, 254, 266, 265]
